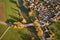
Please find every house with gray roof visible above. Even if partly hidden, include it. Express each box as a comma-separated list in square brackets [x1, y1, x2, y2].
[27, 0, 35, 3]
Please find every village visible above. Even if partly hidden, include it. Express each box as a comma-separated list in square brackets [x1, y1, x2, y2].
[0, 0, 60, 40]
[11, 0, 60, 40]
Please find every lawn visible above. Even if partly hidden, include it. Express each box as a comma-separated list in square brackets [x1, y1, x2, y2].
[4, 0, 19, 22]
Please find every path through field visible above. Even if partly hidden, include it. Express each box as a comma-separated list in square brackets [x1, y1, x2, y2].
[0, 27, 11, 40]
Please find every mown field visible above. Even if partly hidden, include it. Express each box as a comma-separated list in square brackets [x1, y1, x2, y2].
[4, 0, 19, 22]
[0, 24, 32, 40]
[0, 24, 8, 37]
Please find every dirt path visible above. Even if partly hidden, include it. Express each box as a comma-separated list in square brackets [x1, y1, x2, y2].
[0, 3, 5, 21]
[0, 27, 11, 40]
[0, 21, 7, 25]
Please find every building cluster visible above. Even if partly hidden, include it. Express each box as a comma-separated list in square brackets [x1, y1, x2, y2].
[26, 0, 60, 40]
[17, 0, 60, 40]
[27, 0, 60, 27]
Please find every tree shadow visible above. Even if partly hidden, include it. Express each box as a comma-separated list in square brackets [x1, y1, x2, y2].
[11, 7, 18, 12]
[27, 26, 41, 40]
[11, 7, 31, 23]
[9, 0, 31, 23]
[9, 0, 17, 5]
[6, 19, 16, 23]
[9, 15, 22, 21]
[5, 15, 22, 23]
[8, 0, 41, 40]
[11, 7, 20, 16]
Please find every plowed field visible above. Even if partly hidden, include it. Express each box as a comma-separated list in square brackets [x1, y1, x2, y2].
[0, 3, 5, 21]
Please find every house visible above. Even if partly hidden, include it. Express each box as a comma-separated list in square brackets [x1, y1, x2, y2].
[50, 18, 57, 22]
[34, 3, 40, 11]
[27, 0, 35, 8]
[27, 0, 35, 3]
[42, 20, 50, 26]
[48, 13, 55, 19]
[29, 3, 34, 8]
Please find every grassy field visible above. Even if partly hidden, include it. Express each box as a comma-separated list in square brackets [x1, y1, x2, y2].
[0, 24, 8, 37]
[0, 24, 32, 40]
[0, 24, 40, 40]
[4, 0, 19, 22]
